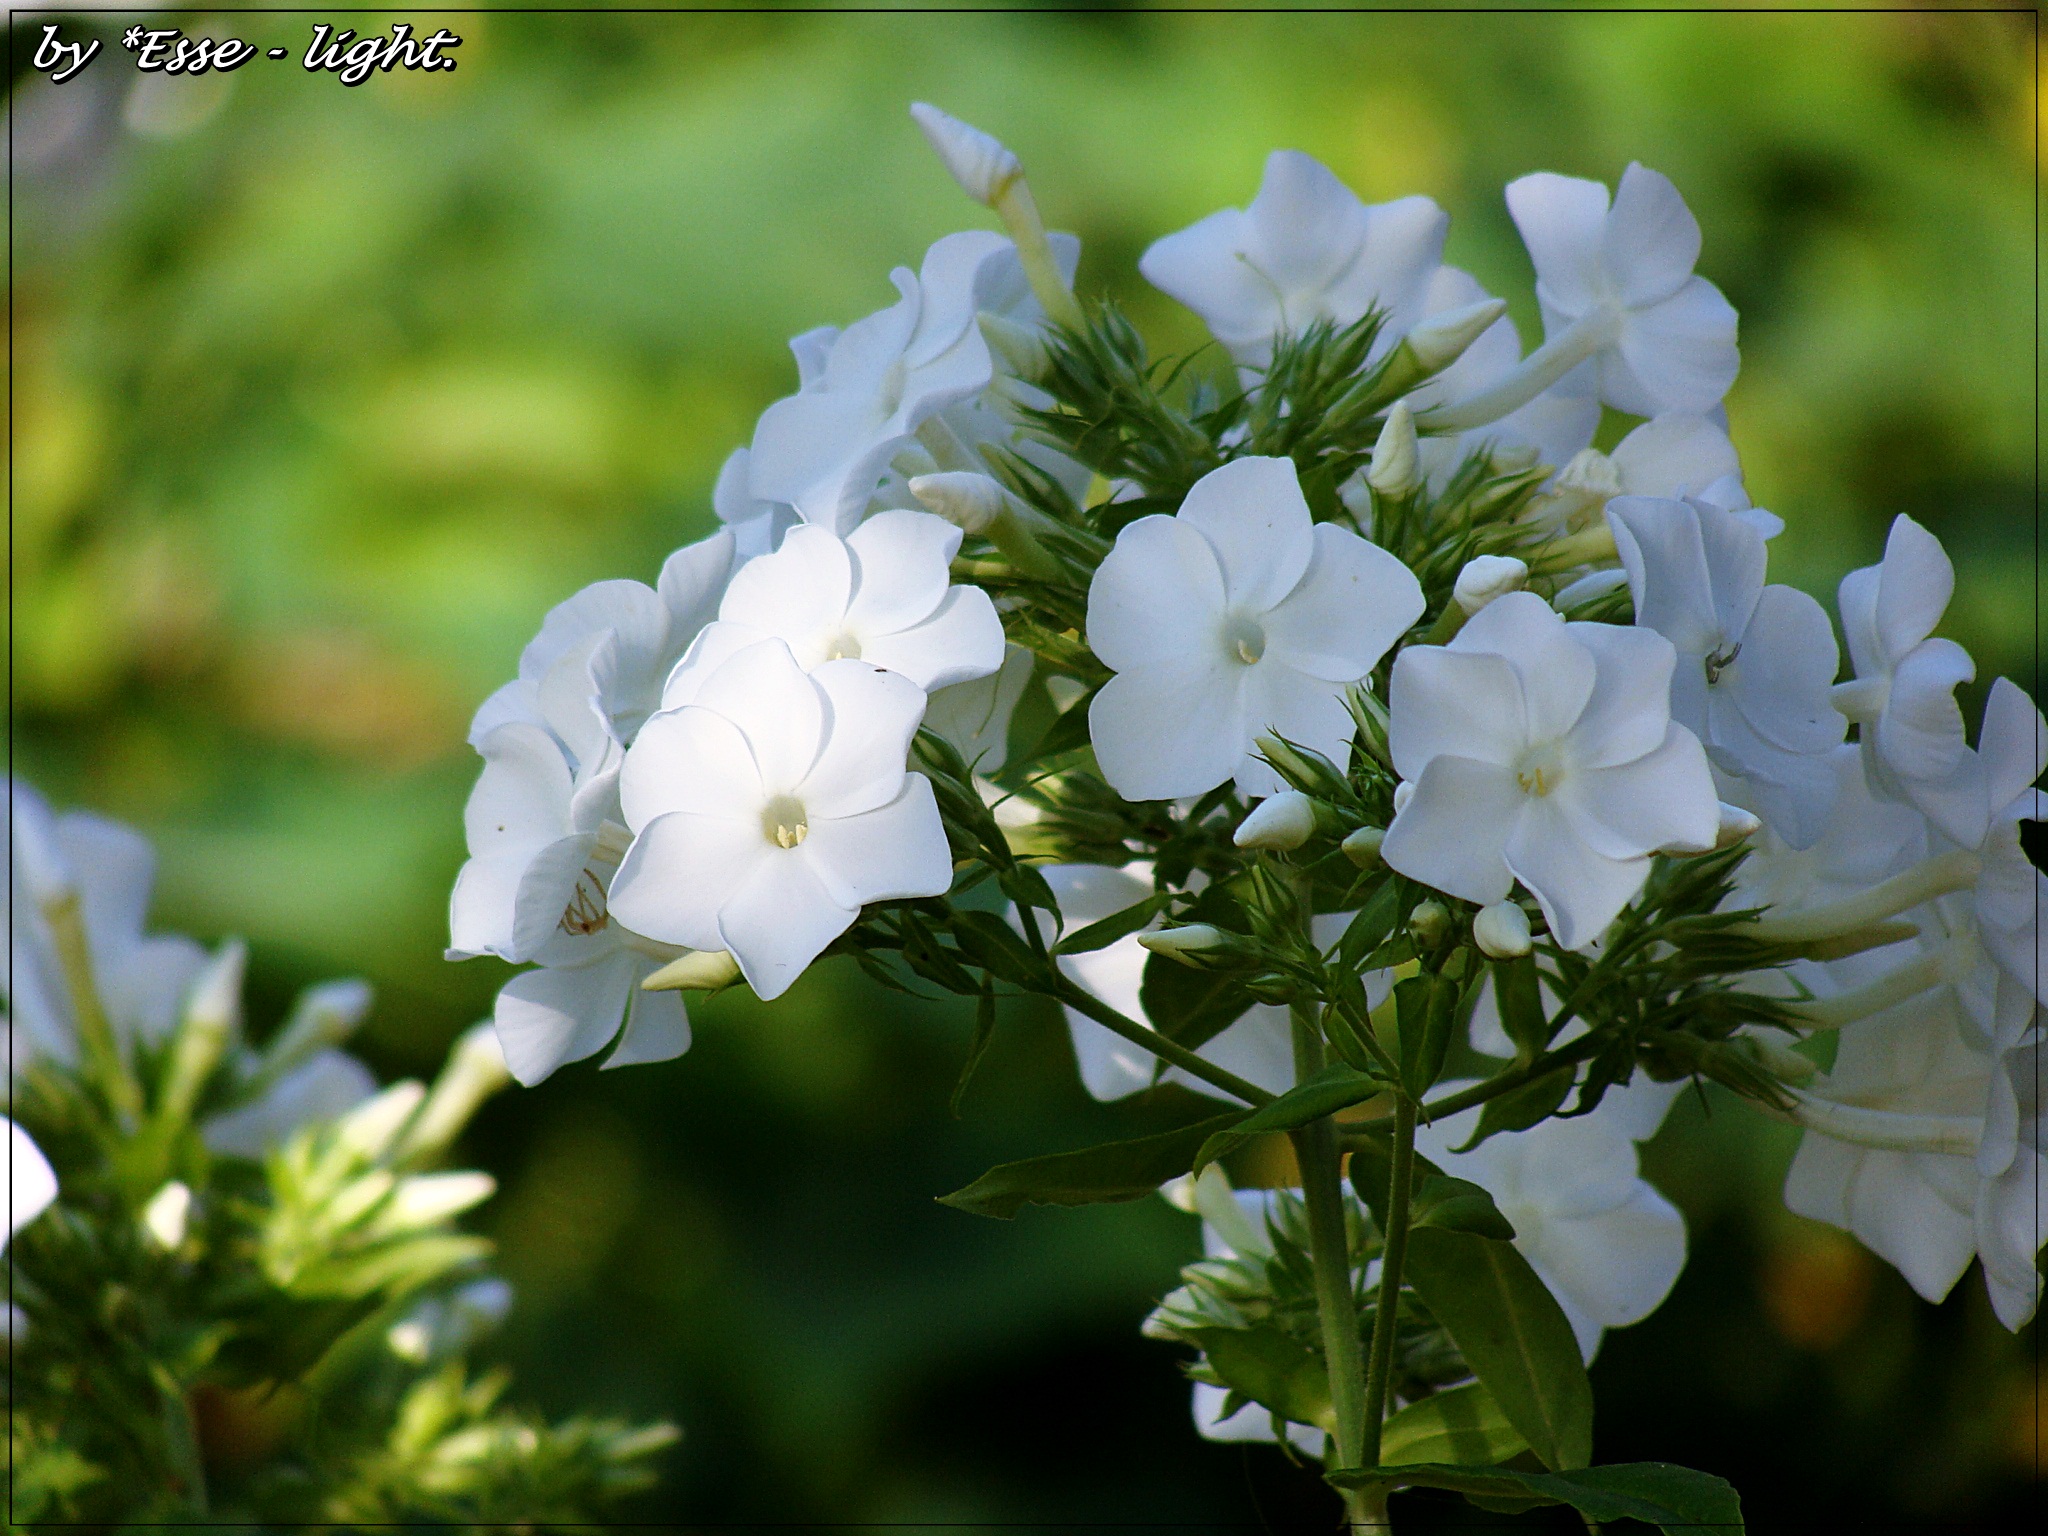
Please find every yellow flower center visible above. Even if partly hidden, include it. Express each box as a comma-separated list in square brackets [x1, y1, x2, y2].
[763, 795, 810, 849]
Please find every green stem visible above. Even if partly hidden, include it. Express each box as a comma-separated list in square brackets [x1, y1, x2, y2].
[1051, 979, 1276, 1106]
[1341, 1034, 1602, 1141]
[1290, 1004, 1369, 1480]
[41, 891, 143, 1129]
[1358, 1094, 1417, 1470]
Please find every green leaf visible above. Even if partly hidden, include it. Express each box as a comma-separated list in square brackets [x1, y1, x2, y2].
[949, 984, 999, 1119]
[1394, 973, 1458, 1098]
[937, 1111, 1245, 1219]
[1053, 892, 1170, 956]
[997, 863, 1061, 919]
[1337, 879, 1405, 973]
[1140, 950, 1255, 1054]
[1185, 1325, 1336, 1435]
[948, 910, 1045, 989]
[1491, 954, 1549, 1060]
[1191, 1064, 1384, 1174]
[1028, 685, 1101, 759]
[1379, 1381, 1528, 1468]
[1409, 1175, 1516, 1241]
[1327, 1460, 1744, 1534]
[1462, 1066, 1574, 1148]
[1402, 1226, 1593, 1471]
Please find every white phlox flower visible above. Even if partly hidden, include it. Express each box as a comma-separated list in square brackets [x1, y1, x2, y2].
[4, 780, 209, 1070]
[663, 510, 1005, 705]
[924, 644, 1035, 773]
[1086, 456, 1426, 800]
[1606, 495, 1844, 847]
[1960, 678, 2047, 1002]
[612, 640, 953, 1001]
[711, 446, 800, 561]
[1416, 1088, 1688, 1360]
[1022, 865, 1373, 1103]
[1139, 149, 1449, 366]
[1831, 515, 1986, 847]
[6, 1118, 57, 1244]
[1382, 591, 1719, 950]
[1531, 414, 1778, 541]
[1500, 164, 1739, 416]
[449, 533, 736, 1085]
[203, 1049, 379, 1158]
[748, 230, 1078, 534]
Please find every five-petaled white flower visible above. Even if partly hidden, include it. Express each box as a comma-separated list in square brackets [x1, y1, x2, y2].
[1504, 164, 1739, 416]
[1140, 150, 1448, 365]
[1087, 456, 1425, 800]
[1606, 495, 1844, 847]
[1382, 592, 1719, 950]
[664, 511, 1004, 706]
[613, 640, 953, 1000]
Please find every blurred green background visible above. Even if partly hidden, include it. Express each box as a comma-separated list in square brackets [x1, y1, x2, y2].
[9, 4, 2038, 1525]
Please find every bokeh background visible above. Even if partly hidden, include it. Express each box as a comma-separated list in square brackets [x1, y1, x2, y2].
[8, 4, 2038, 1526]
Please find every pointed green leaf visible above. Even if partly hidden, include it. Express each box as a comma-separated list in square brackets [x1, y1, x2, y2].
[1379, 1381, 1528, 1468]
[937, 1111, 1246, 1219]
[1191, 1064, 1386, 1174]
[949, 910, 1045, 989]
[1141, 950, 1255, 1053]
[949, 984, 999, 1119]
[1491, 954, 1549, 1060]
[1053, 892, 1170, 956]
[1327, 1460, 1744, 1534]
[1402, 1226, 1593, 1471]
[1410, 1175, 1517, 1241]
[1462, 1066, 1574, 1149]
[1184, 1325, 1336, 1435]
[1395, 973, 1458, 1097]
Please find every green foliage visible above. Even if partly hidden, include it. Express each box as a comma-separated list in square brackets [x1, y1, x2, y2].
[1377, 1381, 1527, 1468]
[1329, 1459, 1745, 1534]
[938, 1112, 1246, 1220]
[1190, 1065, 1389, 1175]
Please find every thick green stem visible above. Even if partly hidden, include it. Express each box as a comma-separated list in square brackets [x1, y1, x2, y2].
[1359, 1092, 1416, 1472]
[1290, 1003, 1370, 1482]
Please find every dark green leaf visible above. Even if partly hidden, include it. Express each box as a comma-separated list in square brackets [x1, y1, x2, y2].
[1395, 973, 1458, 1098]
[1402, 1226, 1593, 1471]
[1192, 1064, 1385, 1174]
[1141, 950, 1254, 1054]
[1185, 1325, 1336, 1435]
[997, 864, 1061, 919]
[1327, 1460, 1743, 1534]
[1379, 1381, 1528, 1468]
[1337, 879, 1405, 974]
[937, 1111, 1246, 1219]
[949, 985, 999, 1119]
[1462, 1066, 1574, 1149]
[1027, 685, 1101, 760]
[949, 910, 1045, 989]
[1347, 1135, 1445, 1233]
[1053, 893, 1170, 956]
[1491, 954, 1549, 1061]
[1410, 1175, 1517, 1241]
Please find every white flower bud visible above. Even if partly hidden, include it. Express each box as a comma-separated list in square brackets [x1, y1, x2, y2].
[909, 102, 1023, 208]
[1404, 298, 1509, 374]
[1365, 401, 1420, 499]
[1453, 554, 1530, 616]
[909, 471, 1013, 535]
[1473, 900, 1533, 959]
[374, 1171, 496, 1234]
[1555, 448, 1623, 500]
[398, 1022, 513, 1163]
[978, 311, 1051, 382]
[1712, 802, 1763, 850]
[642, 949, 744, 993]
[1392, 780, 1416, 816]
[140, 1181, 192, 1252]
[1340, 826, 1385, 870]
[1409, 899, 1452, 948]
[1137, 924, 1228, 965]
[1233, 791, 1318, 851]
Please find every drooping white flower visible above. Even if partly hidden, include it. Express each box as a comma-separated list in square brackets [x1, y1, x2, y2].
[663, 511, 1004, 705]
[4, 780, 208, 1070]
[748, 231, 1077, 535]
[1416, 1088, 1689, 1360]
[1832, 515, 1985, 847]
[6, 1118, 56, 1243]
[613, 641, 953, 1000]
[1140, 150, 1448, 365]
[1503, 164, 1739, 416]
[1383, 592, 1719, 949]
[1087, 456, 1425, 800]
[1606, 495, 1844, 846]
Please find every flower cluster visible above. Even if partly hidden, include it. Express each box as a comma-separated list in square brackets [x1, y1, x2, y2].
[450, 105, 2038, 1525]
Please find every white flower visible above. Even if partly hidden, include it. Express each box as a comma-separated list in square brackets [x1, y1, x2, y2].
[1087, 456, 1425, 800]
[711, 447, 799, 561]
[6, 1118, 56, 1243]
[1416, 1088, 1689, 1360]
[924, 644, 1034, 773]
[1139, 150, 1448, 365]
[613, 641, 952, 1001]
[664, 511, 1005, 705]
[1965, 678, 2047, 1001]
[747, 231, 1076, 534]
[1383, 592, 1719, 950]
[1606, 495, 1844, 846]
[1831, 515, 1987, 846]
[4, 780, 208, 1070]
[202, 1050, 378, 1158]
[1504, 164, 1740, 415]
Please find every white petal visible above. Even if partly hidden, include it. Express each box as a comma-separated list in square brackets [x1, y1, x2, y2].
[203, 1050, 377, 1158]
[1090, 659, 1248, 802]
[620, 705, 764, 831]
[1262, 524, 1425, 682]
[799, 660, 928, 820]
[1240, 665, 1357, 792]
[857, 584, 1005, 692]
[1601, 163, 1703, 309]
[1724, 585, 1844, 755]
[1176, 457, 1316, 616]
[506, 832, 602, 961]
[1878, 639, 1974, 782]
[1558, 726, 1718, 860]
[7, 1120, 57, 1238]
[604, 977, 691, 1070]
[1505, 172, 1611, 318]
[1874, 515, 1954, 664]
[924, 644, 1033, 772]
[1979, 676, 2048, 812]
[1836, 563, 1885, 681]
[1611, 413, 1741, 501]
[657, 528, 739, 643]
[1505, 798, 1651, 951]
[1139, 208, 1280, 353]
[1611, 277, 1739, 415]
[716, 523, 855, 666]
[1381, 755, 1523, 905]
[1086, 514, 1228, 674]
[1327, 195, 1450, 341]
[1185, 1004, 1298, 1100]
[1388, 646, 1528, 778]
[716, 848, 858, 1001]
[1457, 592, 1595, 745]
[493, 953, 639, 1087]
[747, 389, 890, 517]
[1527, 1182, 1687, 1332]
[690, 640, 826, 793]
[1565, 622, 1681, 770]
[801, 774, 953, 908]
[1243, 150, 1372, 299]
[608, 811, 766, 952]
[845, 509, 960, 635]
[463, 722, 572, 862]
[1605, 496, 1722, 656]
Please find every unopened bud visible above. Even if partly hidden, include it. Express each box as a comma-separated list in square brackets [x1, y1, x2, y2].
[1365, 401, 1420, 499]
[1234, 791, 1318, 851]
[910, 471, 1012, 535]
[1404, 298, 1508, 375]
[1409, 899, 1452, 948]
[1340, 826, 1385, 870]
[1138, 925, 1229, 966]
[1453, 554, 1529, 616]
[1555, 448, 1623, 502]
[642, 949, 745, 994]
[1661, 802, 1762, 858]
[910, 102, 1023, 208]
[1744, 1033, 1818, 1086]
[141, 1181, 192, 1252]
[1392, 781, 1416, 816]
[1473, 900, 1532, 959]
[1254, 733, 1346, 798]
[157, 940, 247, 1128]
[395, 1023, 512, 1164]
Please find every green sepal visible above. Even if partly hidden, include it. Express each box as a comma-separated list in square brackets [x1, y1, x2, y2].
[1190, 1064, 1385, 1174]
[1326, 1460, 1744, 1534]
[937, 1111, 1246, 1219]
[1402, 1226, 1594, 1471]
